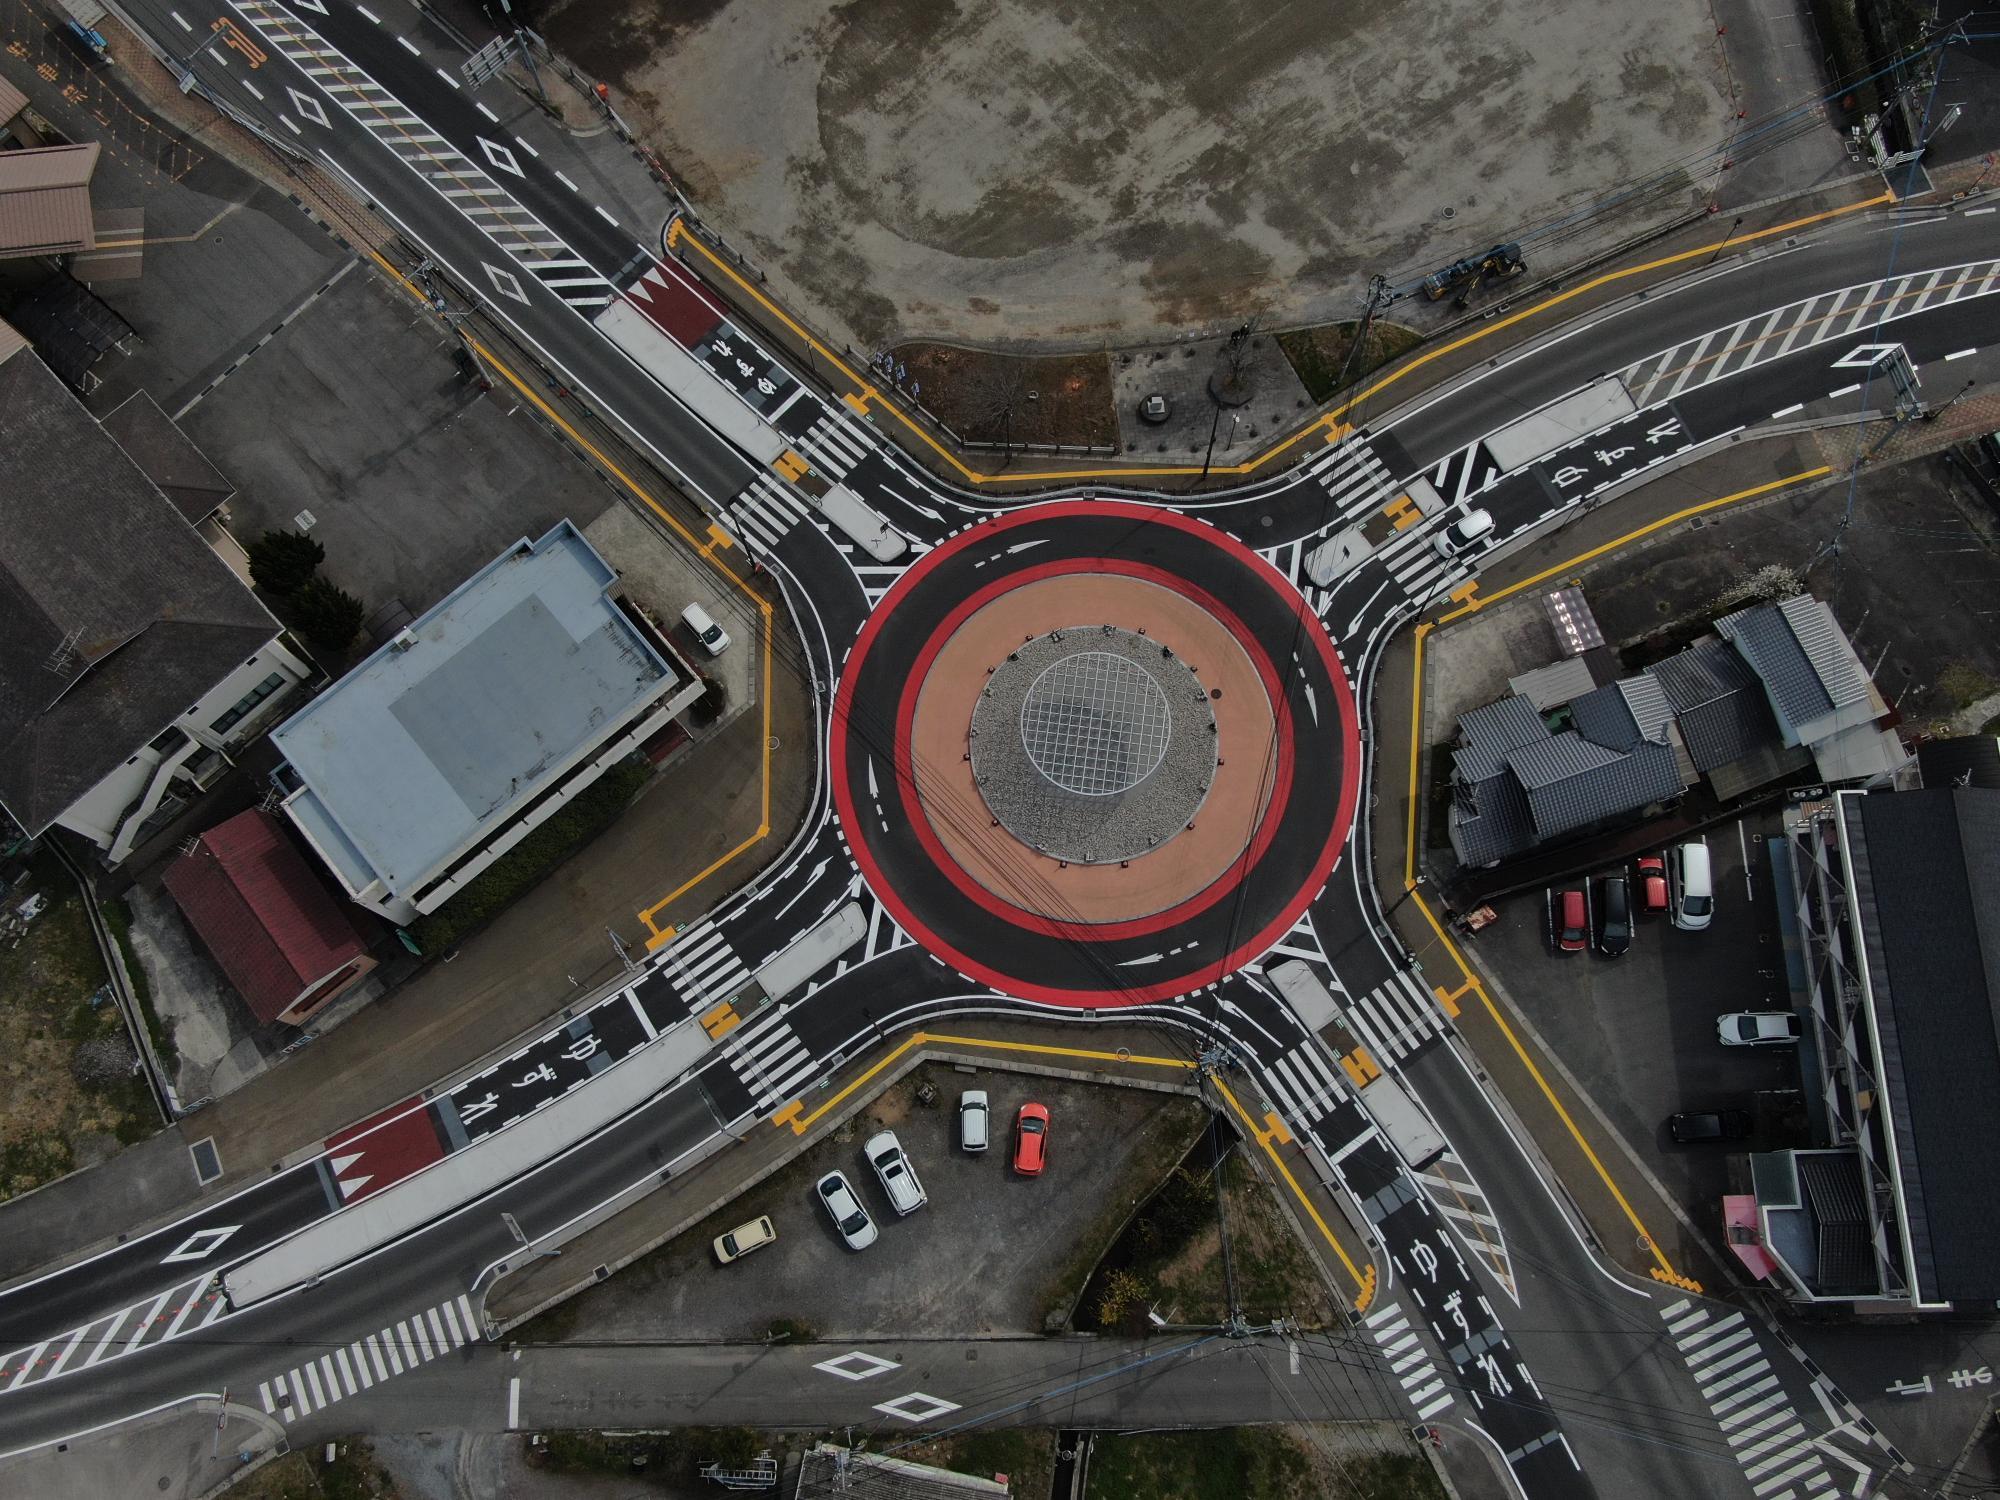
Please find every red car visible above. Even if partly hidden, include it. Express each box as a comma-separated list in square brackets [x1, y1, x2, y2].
[1549, 887, 1588, 953]
[1635, 854, 1669, 914]
[1012, 1102, 1049, 1176]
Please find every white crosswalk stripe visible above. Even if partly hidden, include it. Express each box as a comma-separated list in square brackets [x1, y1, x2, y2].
[658, 923, 753, 1008]
[792, 412, 874, 480]
[262, 1293, 481, 1421]
[727, 472, 814, 551]
[1616, 256, 2000, 408]
[718, 1008, 819, 1110]
[1656, 1300, 1840, 1500]
[1344, 972, 1449, 1062]
[229, 0, 615, 309]
[1304, 435, 1399, 525]
[1363, 1302, 1455, 1420]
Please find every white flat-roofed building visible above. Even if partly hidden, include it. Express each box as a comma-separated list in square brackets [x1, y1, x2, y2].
[273, 521, 699, 924]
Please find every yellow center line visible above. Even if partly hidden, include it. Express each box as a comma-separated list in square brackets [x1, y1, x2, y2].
[1213, 1076, 1370, 1295]
[669, 193, 1889, 487]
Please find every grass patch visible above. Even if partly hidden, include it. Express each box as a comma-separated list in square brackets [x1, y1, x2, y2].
[900, 1429, 1055, 1497]
[1277, 321, 1424, 404]
[530, 1427, 763, 1485]
[408, 758, 652, 954]
[0, 852, 155, 1201]
[222, 1438, 396, 1499]
[1088, 1431, 1442, 1500]
[1937, 662, 1998, 713]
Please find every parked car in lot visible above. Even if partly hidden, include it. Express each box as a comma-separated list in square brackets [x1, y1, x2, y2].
[712, 1215, 777, 1265]
[1635, 853, 1669, 914]
[1668, 1109, 1752, 1144]
[1718, 1011, 1802, 1047]
[1595, 872, 1632, 957]
[1012, 1102, 1050, 1176]
[1548, 886, 1588, 953]
[958, 1090, 989, 1152]
[815, 1170, 878, 1250]
[1669, 841, 1714, 930]
[863, 1130, 928, 1216]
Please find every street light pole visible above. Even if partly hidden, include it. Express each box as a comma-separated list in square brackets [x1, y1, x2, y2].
[1706, 216, 1744, 267]
[1922, 377, 1977, 423]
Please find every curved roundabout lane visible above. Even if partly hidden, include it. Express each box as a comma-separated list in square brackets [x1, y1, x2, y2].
[831, 501, 1359, 1006]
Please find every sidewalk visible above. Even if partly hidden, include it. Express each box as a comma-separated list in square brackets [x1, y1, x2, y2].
[0, 1397, 284, 1500]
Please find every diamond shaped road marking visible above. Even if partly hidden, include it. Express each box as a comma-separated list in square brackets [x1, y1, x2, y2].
[478, 136, 523, 177]
[485, 263, 529, 305]
[813, 1350, 899, 1382]
[287, 87, 329, 129]
[873, 1392, 961, 1423]
[160, 1225, 241, 1264]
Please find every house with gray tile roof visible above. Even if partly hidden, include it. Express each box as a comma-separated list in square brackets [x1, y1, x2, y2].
[1716, 596, 1903, 782]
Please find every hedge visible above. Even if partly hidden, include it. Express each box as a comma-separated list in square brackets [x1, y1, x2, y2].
[407, 759, 651, 954]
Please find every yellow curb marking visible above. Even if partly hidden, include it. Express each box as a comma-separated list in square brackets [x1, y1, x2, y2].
[700, 1003, 741, 1041]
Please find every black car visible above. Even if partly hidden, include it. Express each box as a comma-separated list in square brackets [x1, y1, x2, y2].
[1668, 1109, 1753, 1145]
[1595, 872, 1632, 957]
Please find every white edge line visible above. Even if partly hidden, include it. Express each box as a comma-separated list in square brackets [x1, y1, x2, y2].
[436, 67, 461, 90]
[1770, 403, 1803, 419]
[594, 205, 620, 226]
[1944, 348, 1976, 361]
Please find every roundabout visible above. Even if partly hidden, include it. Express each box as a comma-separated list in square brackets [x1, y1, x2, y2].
[830, 500, 1360, 1006]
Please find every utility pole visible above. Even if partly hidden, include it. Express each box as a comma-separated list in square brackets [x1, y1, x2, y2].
[1331, 275, 1391, 397]
[1922, 377, 1976, 423]
[1706, 216, 1744, 267]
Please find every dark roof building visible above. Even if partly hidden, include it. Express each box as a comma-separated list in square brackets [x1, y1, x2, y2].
[1917, 735, 2000, 792]
[1717, 596, 1903, 781]
[162, 809, 376, 1027]
[100, 391, 237, 525]
[0, 347, 312, 861]
[1751, 787, 2000, 1307]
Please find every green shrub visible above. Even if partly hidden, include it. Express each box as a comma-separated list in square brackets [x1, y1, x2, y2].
[291, 576, 367, 651]
[246, 529, 325, 595]
[408, 760, 651, 953]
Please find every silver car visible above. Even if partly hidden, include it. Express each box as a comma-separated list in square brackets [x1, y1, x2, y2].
[863, 1130, 928, 1216]
[815, 1170, 878, 1250]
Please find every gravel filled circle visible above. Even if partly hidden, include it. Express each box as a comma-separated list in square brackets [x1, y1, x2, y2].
[969, 626, 1217, 865]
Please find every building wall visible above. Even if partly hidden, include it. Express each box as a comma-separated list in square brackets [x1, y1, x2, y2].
[55, 638, 313, 856]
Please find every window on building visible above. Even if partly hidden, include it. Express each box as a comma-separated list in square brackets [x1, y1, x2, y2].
[210, 671, 288, 737]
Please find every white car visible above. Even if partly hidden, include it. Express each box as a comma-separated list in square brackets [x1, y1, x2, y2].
[1433, 507, 1494, 559]
[1718, 1011, 1801, 1047]
[815, 1170, 878, 1249]
[863, 1130, 928, 1216]
[959, 1090, 989, 1153]
[712, 1215, 776, 1265]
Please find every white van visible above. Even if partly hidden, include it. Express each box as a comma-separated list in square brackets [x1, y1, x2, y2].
[1433, 508, 1495, 559]
[1670, 841, 1713, 931]
[682, 602, 731, 656]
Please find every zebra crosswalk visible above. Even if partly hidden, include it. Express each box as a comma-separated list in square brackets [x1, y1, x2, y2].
[260, 1293, 479, 1422]
[657, 923, 753, 1009]
[1263, 1039, 1350, 1126]
[1344, 972, 1450, 1063]
[1375, 524, 1469, 610]
[1303, 434, 1399, 525]
[711, 1006, 821, 1113]
[1658, 1298, 1840, 1500]
[792, 412, 875, 481]
[1364, 1300, 1455, 1421]
[729, 472, 816, 551]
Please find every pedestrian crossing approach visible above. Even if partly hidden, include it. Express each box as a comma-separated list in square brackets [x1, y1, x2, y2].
[260, 1293, 479, 1423]
[792, 411, 876, 482]
[1364, 1300, 1455, 1421]
[0, 1271, 225, 1395]
[1376, 524, 1470, 610]
[1618, 257, 2000, 408]
[730, 471, 816, 551]
[1263, 1038, 1350, 1126]
[1659, 1298, 1840, 1500]
[228, 0, 615, 311]
[657, 923, 753, 1009]
[1303, 433, 1399, 526]
[711, 1007, 819, 1113]
[1345, 972, 1450, 1063]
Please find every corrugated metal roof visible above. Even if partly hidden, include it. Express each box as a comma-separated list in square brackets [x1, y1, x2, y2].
[1522, 740, 1686, 839]
[0, 144, 100, 257]
[1453, 694, 1548, 781]
[0, 77, 26, 125]
[1507, 655, 1596, 711]
[1779, 594, 1868, 708]
[1717, 603, 1832, 737]
[1618, 675, 1675, 744]
[0, 318, 24, 368]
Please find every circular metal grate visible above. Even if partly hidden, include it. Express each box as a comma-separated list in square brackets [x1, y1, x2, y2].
[1019, 651, 1173, 796]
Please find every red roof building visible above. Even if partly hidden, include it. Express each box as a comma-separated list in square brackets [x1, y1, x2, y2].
[163, 808, 376, 1026]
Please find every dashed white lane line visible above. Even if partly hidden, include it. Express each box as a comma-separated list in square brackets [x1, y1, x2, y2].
[436, 67, 461, 89]
[171, 9, 192, 29]
[513, 135, 539, 157]
[476, 101, 498, 122]
[508, 1375, 521, 1429]
[396, 34, 420, 56]
[282, 115, 300, 133]
[1966, 206, 1995, 217]
[555, 170, 578, 190]
[242, 80, 263, 99]
[1771, 402, 1803, 419]
[356, 3, 378, 19]
[1828, 383, 1860, 398]
[594, 205, 620, 226]
[1945, 348, 1977, 361]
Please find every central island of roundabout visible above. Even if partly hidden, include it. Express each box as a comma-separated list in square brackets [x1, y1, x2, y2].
[831, 500, 1360, 1006]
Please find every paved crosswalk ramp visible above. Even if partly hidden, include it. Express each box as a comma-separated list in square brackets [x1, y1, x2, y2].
[1364, 1300, 1455, 1421]
[792, 412, 875, 481]
[1659, 1298, 1840, 1500]
[261, 1293, 480, 1422]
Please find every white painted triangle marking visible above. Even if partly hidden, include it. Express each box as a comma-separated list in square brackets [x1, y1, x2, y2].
[327, 1152, 363, 1174]
[337, 1174, 374, 1198]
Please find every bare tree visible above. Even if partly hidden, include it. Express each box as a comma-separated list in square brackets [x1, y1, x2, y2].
[964, 358, 1031, 466]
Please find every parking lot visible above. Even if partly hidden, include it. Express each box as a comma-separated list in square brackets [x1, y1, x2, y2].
[1461, 808, 1807, 1231]
[538, 1065, 1207, 1343]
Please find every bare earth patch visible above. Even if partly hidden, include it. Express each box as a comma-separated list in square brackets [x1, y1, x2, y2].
[530, 0, 1729, 350]
[891, 342, 1116, 449]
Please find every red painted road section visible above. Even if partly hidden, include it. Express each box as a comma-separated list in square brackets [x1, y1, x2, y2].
[323, 1099, 448, 1205]
[623, 259, 725, 346]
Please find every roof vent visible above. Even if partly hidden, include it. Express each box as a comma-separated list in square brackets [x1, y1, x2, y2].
[390, 629, 419, 653]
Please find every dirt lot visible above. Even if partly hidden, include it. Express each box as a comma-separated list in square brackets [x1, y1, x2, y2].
[523, 1064, 1206, 1342]
[892, 342, 1117, 449]
[528, 0, 1730, 350]
[0, 855, 155, 1202]
[1085, 1429, 1442, 1500]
